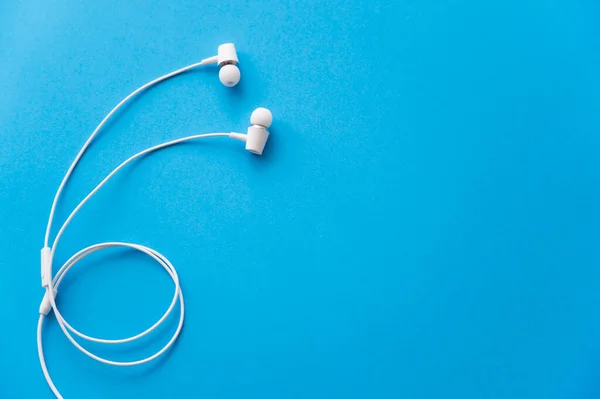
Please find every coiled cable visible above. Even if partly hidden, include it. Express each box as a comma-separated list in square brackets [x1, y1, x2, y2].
[38, 58, 228, 398]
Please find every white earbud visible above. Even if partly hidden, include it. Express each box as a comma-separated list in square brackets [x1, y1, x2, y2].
[217, 43, 240, 87]
[201, 43, 240, 87]
[230, 107, 273, 155]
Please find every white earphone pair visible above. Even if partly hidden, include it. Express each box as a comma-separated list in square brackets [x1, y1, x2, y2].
[202, 43, 273, 155]
[38, 43, 274, 398]
[205, 43, 273, 155]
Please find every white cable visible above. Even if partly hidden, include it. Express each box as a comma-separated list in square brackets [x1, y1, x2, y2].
[43, 57, 215, 248]
[38, 58, 230, 398]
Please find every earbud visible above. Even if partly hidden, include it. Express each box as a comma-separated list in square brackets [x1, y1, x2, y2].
[201, 43, 241, 87]
[230, 107, 273, 155]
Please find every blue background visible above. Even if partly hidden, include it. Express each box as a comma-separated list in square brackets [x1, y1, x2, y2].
[1, 1, 599, 398]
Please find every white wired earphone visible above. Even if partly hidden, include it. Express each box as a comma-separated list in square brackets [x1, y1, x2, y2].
[37, 43, 273, 398]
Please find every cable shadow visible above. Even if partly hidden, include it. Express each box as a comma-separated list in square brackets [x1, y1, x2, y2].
[77, 312, 187, 381]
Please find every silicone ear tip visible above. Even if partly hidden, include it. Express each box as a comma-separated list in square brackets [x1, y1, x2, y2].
[219, 64, 240, 87]
[250, 108, 272, 128]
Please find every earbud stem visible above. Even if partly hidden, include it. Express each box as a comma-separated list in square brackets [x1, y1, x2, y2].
[201, 55, 219, 65]
[229, 132, 247, 142]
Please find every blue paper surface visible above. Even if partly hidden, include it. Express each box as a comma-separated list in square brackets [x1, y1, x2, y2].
[1, 1, 599, 398]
